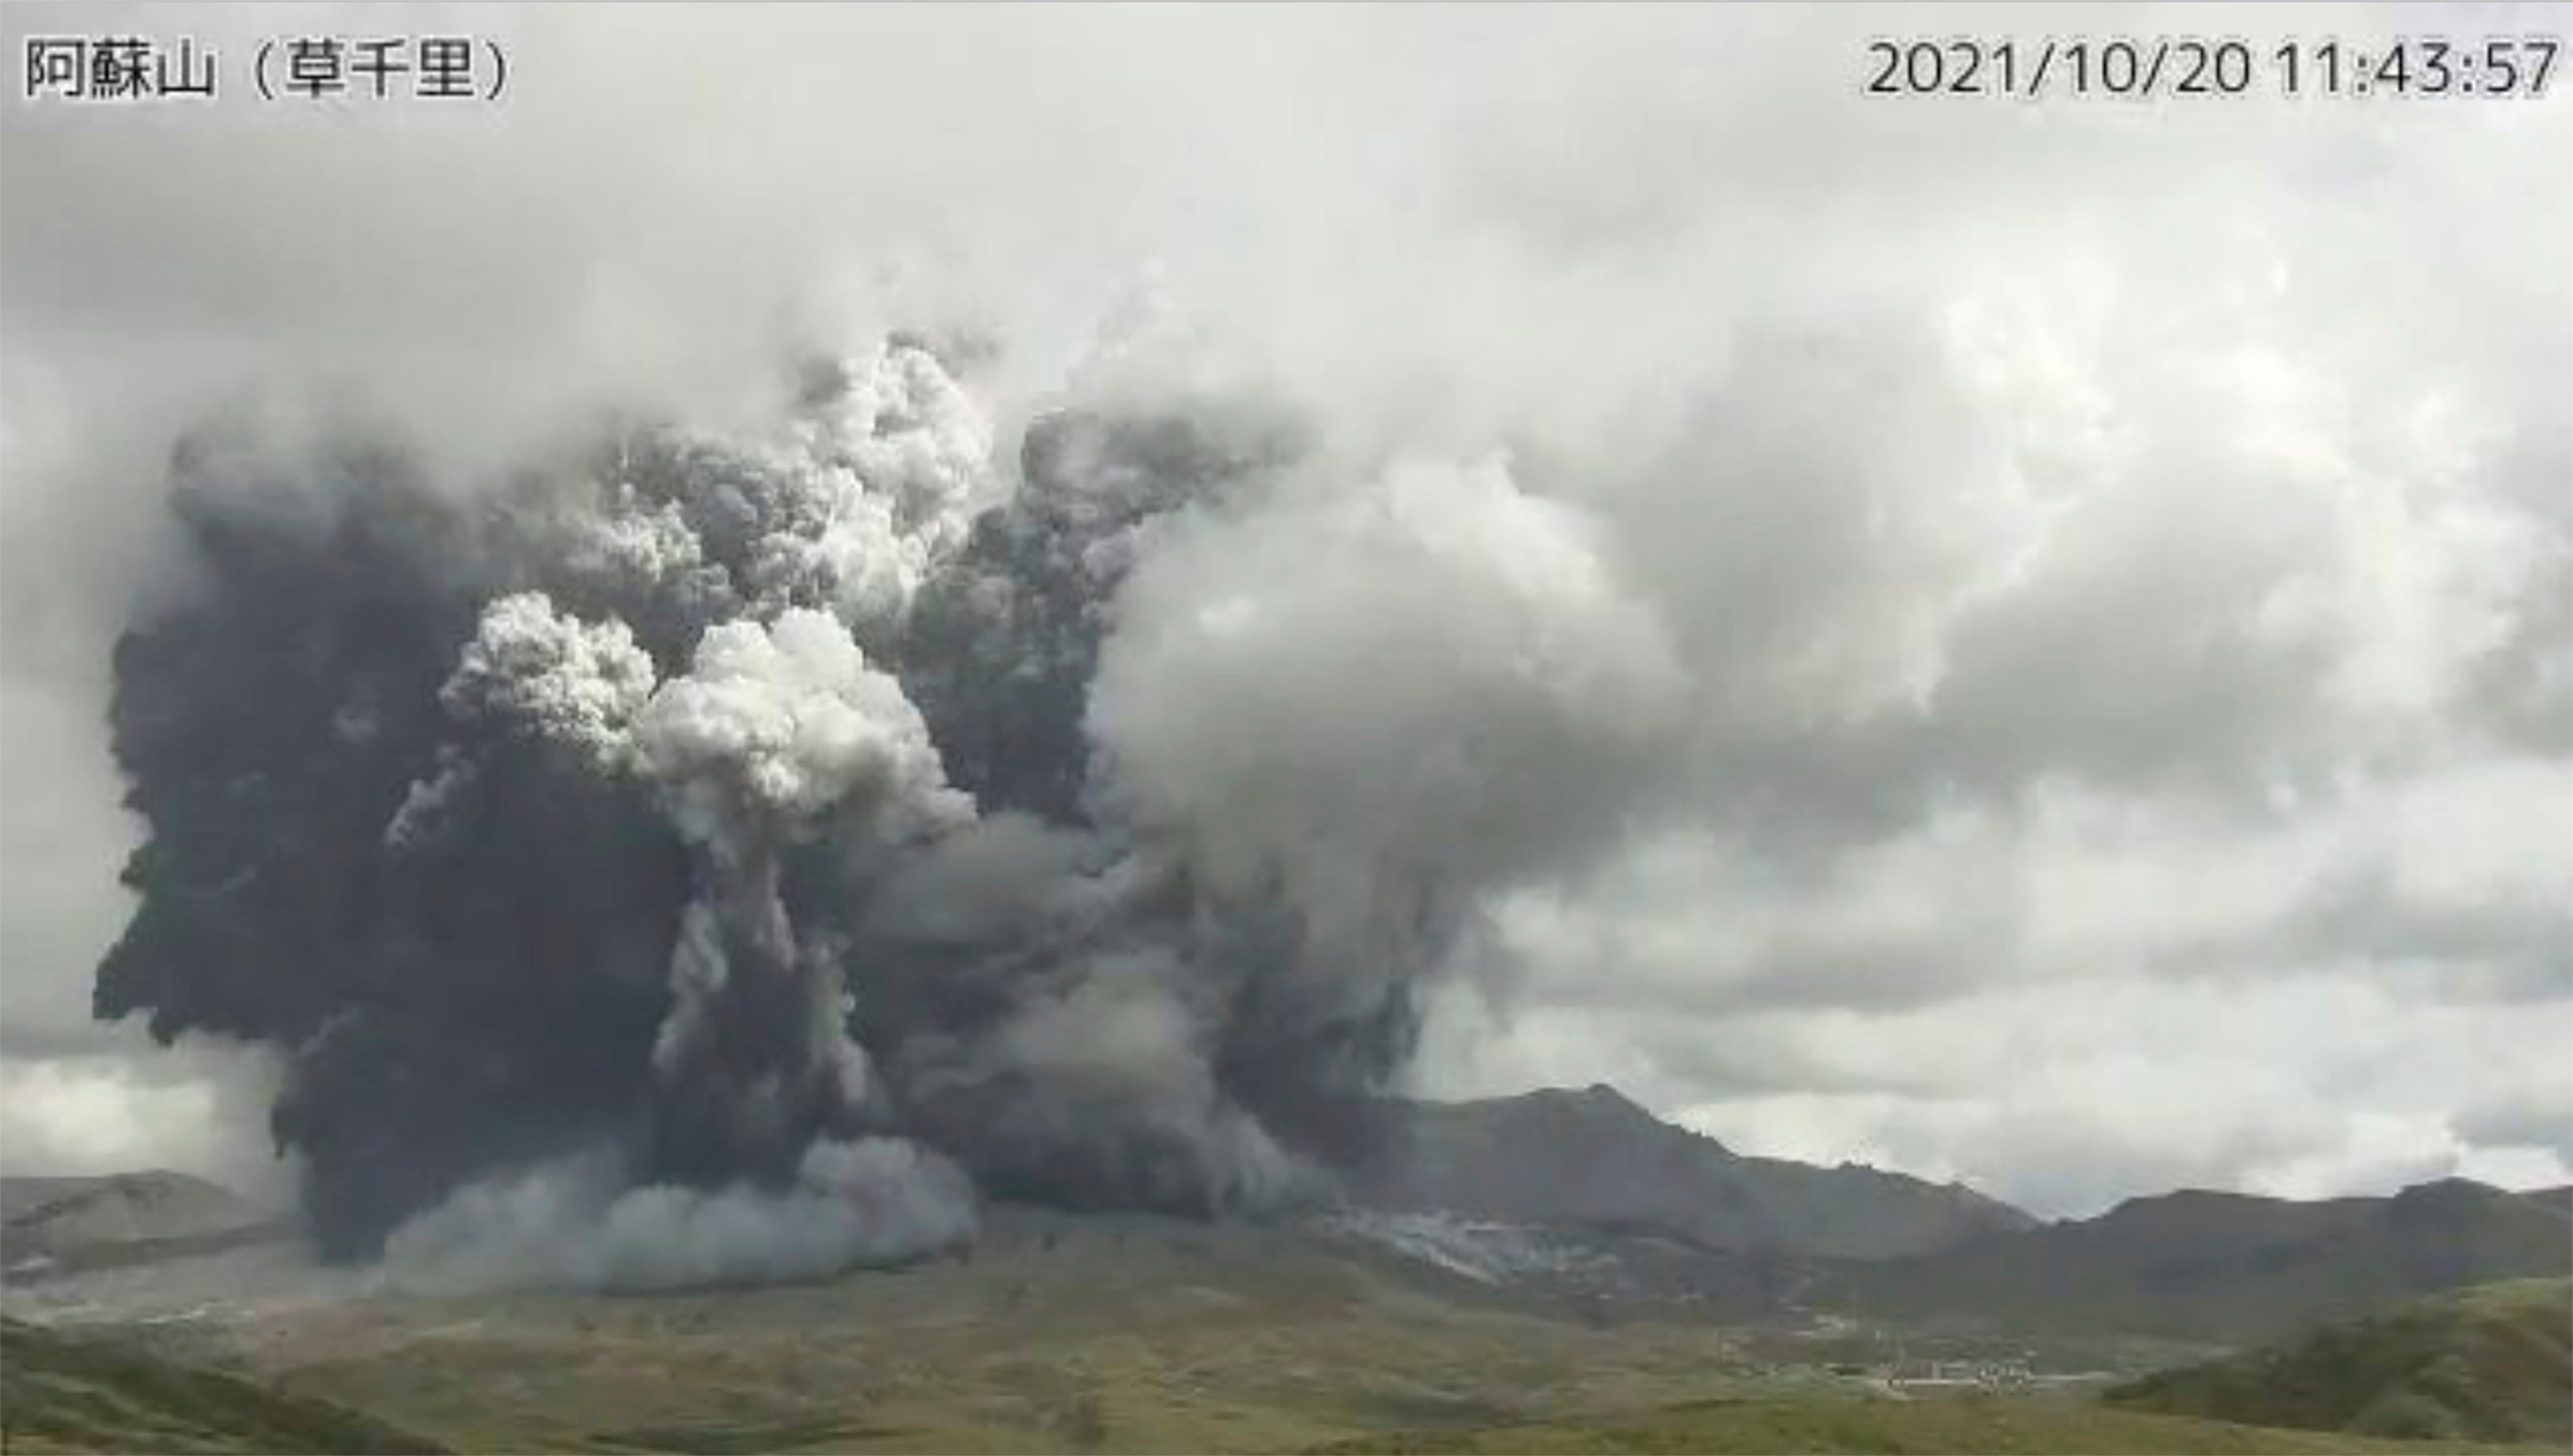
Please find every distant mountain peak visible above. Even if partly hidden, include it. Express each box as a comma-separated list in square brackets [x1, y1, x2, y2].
[2391, 1175, 2507, 1202]
[1493, 1081, 1667, 1124]
[1363, 1084, 2029, 1260]
[1501, 1081, 1645, 1108]
[1574, 1081, 1644, 1108]
[2101, 1186, 2283, 1216]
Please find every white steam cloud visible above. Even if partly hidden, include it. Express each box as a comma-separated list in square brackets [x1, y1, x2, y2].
[382, 1136, 976, 1295]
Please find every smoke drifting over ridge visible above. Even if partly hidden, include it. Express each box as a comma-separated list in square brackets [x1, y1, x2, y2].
[95, 334, 1680, 1282]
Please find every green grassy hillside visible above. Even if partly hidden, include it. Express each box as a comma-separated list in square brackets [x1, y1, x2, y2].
[0, 1317, 445, 1454]
[2107, 1278, 2572, 1445]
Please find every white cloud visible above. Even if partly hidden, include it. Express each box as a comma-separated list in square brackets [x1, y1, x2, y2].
[0, 1038, 290, 1202]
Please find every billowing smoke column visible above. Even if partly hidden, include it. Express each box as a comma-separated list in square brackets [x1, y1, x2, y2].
[95, 336, 1682, 1289]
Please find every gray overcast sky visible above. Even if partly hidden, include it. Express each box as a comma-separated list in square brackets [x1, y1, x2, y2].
[2, 2, 2568, 1218]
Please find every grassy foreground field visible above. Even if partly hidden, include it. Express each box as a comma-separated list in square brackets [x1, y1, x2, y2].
[11, 1313, 2544, 1456]
[0, 1317, 444, 1454]
[15, 1218, 1768, 1454]
[8, 1310, 2561, 1456]
[1306, 1391, 2559, 1454]
[8, 1220, 2563, 1454]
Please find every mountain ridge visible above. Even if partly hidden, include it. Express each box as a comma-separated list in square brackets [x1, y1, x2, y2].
[1833, 1176, 2573, 1343]
[1354, 1084, 2037, 1263]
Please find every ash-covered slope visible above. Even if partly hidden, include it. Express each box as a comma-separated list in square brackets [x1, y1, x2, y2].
[2, 1173, 289, 1283]
[1838, 1178, 2573, 1343]
[1354, 1084, 2033, 1260]
[2, 1171, 254, 1233]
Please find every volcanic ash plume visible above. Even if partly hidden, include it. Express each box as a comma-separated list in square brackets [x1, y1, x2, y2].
[93, 336, 1683, 1289]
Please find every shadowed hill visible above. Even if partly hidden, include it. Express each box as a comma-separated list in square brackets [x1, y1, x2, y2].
[2106, 1277, 2572, 1445]
[1361, 1085, 2034, 1260]
[1835, 1179, 2573, 1343]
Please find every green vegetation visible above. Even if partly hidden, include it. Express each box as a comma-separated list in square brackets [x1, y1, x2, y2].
[2107, 1278, 2572, 1445]
[1306, 1390, 2542, 1454]
[0, 1317, 444, 1454]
